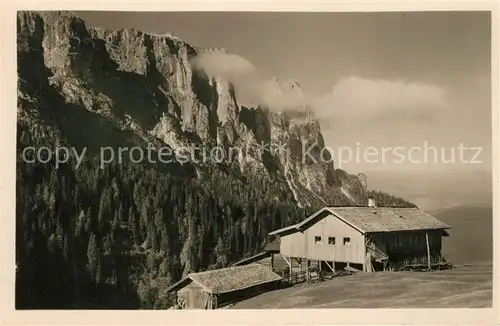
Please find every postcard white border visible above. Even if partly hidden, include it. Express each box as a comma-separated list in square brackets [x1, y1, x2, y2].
[1, 1, 498, 325]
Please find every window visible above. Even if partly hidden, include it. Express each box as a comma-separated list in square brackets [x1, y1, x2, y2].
[343, 237, 351, 245]
[314, 236, 322, 243]
[398, 235, 404, 247]
[328, 237, 336, 245]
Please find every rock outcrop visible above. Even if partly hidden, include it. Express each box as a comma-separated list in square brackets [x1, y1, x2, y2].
[17, 11, 365, 207]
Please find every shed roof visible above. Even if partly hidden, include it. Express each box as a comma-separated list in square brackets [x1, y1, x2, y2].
[267, 224, 297, 236]
[233, 251, 271, 266]
[329, 207, 451, 233]
[166, 263, 282, 295]
[264, 237, 281, 252]
[269, 206, 451, 236]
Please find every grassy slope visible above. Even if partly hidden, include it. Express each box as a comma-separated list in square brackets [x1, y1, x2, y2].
[231, 262, 492, 308]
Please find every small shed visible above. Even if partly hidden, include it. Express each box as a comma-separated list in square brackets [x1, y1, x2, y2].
[165, 263, 282, 309]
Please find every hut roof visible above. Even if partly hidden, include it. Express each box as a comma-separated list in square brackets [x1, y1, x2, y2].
[328, 207, 451, 233]
[269, 207, 451, 236]
[233, 251, 271, 266]
[166, 263, 282, 295]
[264, 237, 281, 252]
[268, 224, 297, 236]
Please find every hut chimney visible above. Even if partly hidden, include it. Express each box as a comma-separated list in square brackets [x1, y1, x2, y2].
[368, 196, 376, 207]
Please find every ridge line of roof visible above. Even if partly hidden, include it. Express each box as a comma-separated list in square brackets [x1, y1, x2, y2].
[187, 263, 264, 277]
[325, 207, 367, 234]
[327, 206, 451, 231]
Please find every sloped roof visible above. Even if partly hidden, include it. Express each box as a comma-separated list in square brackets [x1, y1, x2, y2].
[269, 206, 451, 236]
[268, 207, 330, 236]
[166, 263, 282, 295]
[264, 237, 281, 252]
[268, 224, 297, 236]
[233, 251, 271, 266]
[329, 207, 451, 233]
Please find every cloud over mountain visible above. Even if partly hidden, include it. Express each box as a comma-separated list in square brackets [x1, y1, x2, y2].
[191, 52, 309, 111]
[192, 52, 450, 122]
[314, 76, 449, 121]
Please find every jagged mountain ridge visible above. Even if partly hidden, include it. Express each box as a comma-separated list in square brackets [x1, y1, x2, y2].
[17, 10, 372, 207]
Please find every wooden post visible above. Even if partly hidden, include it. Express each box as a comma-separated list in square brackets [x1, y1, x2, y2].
[324, 261, 335, 274]
[365, 252, 372, 273]
[206, 293, 211, 309]
[283, 255, 292, 272]
[271, 253, 275, 271]
[425, 232, 431, 271]
[364, 237, 368, 272]
[306, 260, 310, 281]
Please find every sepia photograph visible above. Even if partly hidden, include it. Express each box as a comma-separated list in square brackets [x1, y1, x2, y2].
[4, 3, 498, 323]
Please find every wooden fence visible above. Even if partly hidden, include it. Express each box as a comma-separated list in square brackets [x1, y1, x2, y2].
[281, 267, 354, 285]
[281, 269, 308, 284]
[401, 254, 452, 270]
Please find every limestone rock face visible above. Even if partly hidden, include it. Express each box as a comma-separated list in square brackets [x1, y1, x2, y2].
[17, 11, 363, 207]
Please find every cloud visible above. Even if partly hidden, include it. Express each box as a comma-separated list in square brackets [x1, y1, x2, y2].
[191, 52, 309, 111]
[315, 76, 449, 121]
[190, 51, 257, 81]
[258, 78, 309, 111]
[191, 53, 449, 121]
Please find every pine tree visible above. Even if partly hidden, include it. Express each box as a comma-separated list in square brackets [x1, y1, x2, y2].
[95, 257, 103, 285]
[84, 207, 93, 233]
[98, 188, 111, 232]
[214, 237, 228, 268]
[87, 233, 98, 279]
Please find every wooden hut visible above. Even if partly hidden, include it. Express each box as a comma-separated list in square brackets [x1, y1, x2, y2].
[269, 200, 451, 274]
[165, 263, 282, 309]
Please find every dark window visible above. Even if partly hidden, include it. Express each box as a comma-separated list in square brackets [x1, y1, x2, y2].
[343, 237, 351, 245]
[411, 235, 419, 246]
[314, 236, 322, 243]
[328, 237, 336, 245]
[398, 235, 404, 247]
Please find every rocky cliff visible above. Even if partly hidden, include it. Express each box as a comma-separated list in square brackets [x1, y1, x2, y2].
[17, 11, 367, 207]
